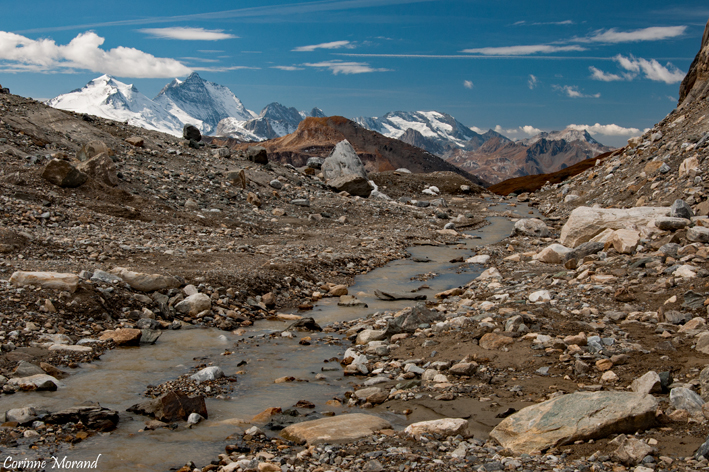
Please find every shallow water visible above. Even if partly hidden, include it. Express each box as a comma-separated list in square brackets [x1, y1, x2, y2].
[0, 205, 538, 471]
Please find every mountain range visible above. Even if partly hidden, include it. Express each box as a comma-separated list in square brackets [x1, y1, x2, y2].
[48, 74, 614, 185]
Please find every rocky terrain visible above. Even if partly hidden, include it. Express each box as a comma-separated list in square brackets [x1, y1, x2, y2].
[1, 16, 709, 472]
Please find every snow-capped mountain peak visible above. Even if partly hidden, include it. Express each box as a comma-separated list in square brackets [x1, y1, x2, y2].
[153, 72, 255, 134]
[47, 75, 184, 136]
[522, 128, 600, 146]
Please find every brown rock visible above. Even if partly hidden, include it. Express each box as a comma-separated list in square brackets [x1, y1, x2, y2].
[479, 332, 514, 350]
[100, 328, 142, 346]
[328, 285, 348, 297]
[41, 159, 88, 188]
[596, 359, 614, 371]
[247, 192, 262, 207]
[252, 407, 282, 423]
[262, 292, 276, 307]
[128, 391, 207, 422]
[77, 140, 111, 161]
[125, 136, 145, 147]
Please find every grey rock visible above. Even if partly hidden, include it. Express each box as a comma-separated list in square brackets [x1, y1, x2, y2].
[322, 140, 368, 181]
[306, 157, 325, 169]
[699, 366, 709, 401]
[190, 366, 224, 382]
[670, 199, 694, 219]
[269, 179, 283, 190]
[659, 243, 681, 258]
[140, 329, 162, 344]
[655, 216, 691, 231]
[384, 305, 444, 335]
[290, 198, 310, 207]
[610, 435, 655, 466]
[564, 241, 604, 262]
[490, 392, 659, 454]
[44, 405, 119, 431]
[514, 218, 551, 237]
[687, 226, 709, 242]
[187, 412, 204, 425]
[663, 310, 693, 324]
[5, 407, 37, 425]
[91, 269, 122, 285]
[8, 374, 61, 391]
[135, 318, 161, 330]
[670, 387, 705, 417]
[683, 291, 705, 310]
[13, 360, 45, 378]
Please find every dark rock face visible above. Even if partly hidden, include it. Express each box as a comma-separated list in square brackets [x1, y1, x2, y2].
[183, 124, 202, 142]
[44, 405, 120, 431]
[41, 159, 88, 188]
[680, 18, 709, 106]
[246, 145, 269, 164]
[128, 391, 208, 422]
[327, 174, 373, 197]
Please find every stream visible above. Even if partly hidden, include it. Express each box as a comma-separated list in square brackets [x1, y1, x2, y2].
[0, 203, 537, 471]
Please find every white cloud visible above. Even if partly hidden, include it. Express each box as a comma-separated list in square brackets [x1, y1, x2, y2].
[463, 80, 473, 89]
[521, 125, 542, 135]
[461, 44, 586, 55]
[589, 55, 684, 84]
[0, 31, 191, 78]
[583, 26, 686, 43]
[139, 27, 237, 40]
[293, 40, 355, 52]
[469, 125, 485, 134]
[304, 60, 390, 74]
[553, 85, 600, 98]
[271, 65, 304, 71]
[588, 66, 626, 81]
[528, 74, 538, 89]
[567, 123, 642, 136]
[614, 54, 685, 84]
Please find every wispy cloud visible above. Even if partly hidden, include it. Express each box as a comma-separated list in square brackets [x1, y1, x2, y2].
[463, 80, 473, 89]
[580, 26, 687, 43]
[553, 85, 600, 98]
[0, 30, 190, 78]
[590, 54, 685, 84]
[514, 20, 574, 26]
[292, 40, 355, 52]
[139, 27, 237, 40]
[493, 125, 542, 137]
[180, 57, 221, 63]
[18, 0, 435, 34]
[461, 45, 586, 56]
[304, 60, 390, 74]
[528, 74, 538, 89]
[567, 123, 641, 136]
[192, 65, 259, 72]
[589, 66, 626, 81]
[271, 65, 305, 71]
[198, 49, 224, 53]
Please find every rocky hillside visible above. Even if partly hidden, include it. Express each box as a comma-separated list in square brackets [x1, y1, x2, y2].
[447, 128, 613, 185]
[230, 116, 489, 187]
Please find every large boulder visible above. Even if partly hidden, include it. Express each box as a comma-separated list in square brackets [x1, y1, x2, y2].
[9, 271, 79, 293]
[110, 267, 181, 292]
[322, 140, 368, 181]
[77, 140, 110, 162]
[76, 153, 119, 187]
[128, 391, 207, 422]
[41, 159, 88, 188]
[560, 207, 670, 248]
[174, 293, 211, 316]
[514, 218, 551, 238]
[327, 174, 373, 197]
[405, 418, 470, 439]
[490, 392, 658, 454]
[246, 146, 268, 164]
[384, 305, 444, 336]
[9, 374, 61, 391]
[100, 328, 142, 346]
[280, 414, 391, 445]
[183, 124, 201, 141]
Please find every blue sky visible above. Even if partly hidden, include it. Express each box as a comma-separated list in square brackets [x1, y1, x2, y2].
[0, 0, 706, 147]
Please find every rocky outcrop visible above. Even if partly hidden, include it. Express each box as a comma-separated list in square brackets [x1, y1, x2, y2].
[559, 206, 670, 247]
[679, 18, 709, 106]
